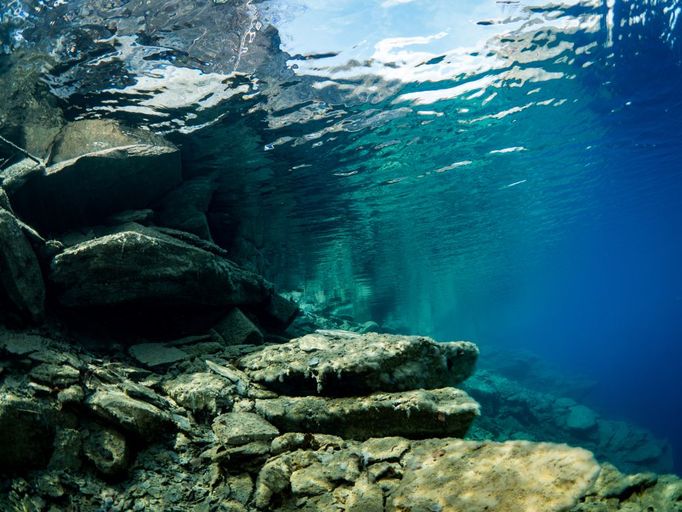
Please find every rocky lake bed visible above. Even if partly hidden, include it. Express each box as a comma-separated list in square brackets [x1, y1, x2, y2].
[0, 118, 681, 511]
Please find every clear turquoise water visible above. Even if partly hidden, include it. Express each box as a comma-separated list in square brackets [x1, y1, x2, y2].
[3, 0, 682, 469]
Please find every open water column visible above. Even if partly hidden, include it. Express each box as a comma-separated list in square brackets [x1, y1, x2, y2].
[0, 0, 681, 510]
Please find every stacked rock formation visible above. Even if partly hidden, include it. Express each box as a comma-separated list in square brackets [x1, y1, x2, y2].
[1, 120, 681, 511]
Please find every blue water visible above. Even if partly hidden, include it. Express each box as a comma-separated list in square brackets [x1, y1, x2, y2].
[3, 0, 682, 471]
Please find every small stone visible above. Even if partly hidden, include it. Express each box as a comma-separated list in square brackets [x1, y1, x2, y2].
[129, 343, 190, 367]
[83, 425, 130, 476]
[212, 412, 279, 447]
[30, 363, 80, 387]
[57, 385, 85, 404]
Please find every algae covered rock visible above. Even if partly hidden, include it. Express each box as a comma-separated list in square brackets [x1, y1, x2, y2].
[213, 412, 279, 447]
[0, 207, 45, 322]
[239, 330, 478, 396]
[255, 387, 479, 440]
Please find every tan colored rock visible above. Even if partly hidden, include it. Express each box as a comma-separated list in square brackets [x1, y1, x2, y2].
[388, 440, 600, 512]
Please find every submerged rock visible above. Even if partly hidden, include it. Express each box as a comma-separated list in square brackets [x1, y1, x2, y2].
[388, 440, 600, 512]
[255, 387, 479, 440]
[129, 343, 191, 368]
[213, 308, 264, 346]
[155, 175, 218, 240]
[0, 207, 45, 321]
[0, 394, 54, 472]
[49, 228, 270, 309]
[212, 412, 279, 447]
[85, 388, 173, 442]
[239, 331, 478, 396]
[7, 144, 182, 233]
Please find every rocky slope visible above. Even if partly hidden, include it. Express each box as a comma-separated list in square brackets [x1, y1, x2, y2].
[0, 120, 681, 511]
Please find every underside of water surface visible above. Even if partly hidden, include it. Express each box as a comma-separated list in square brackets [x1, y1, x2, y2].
[1, 0, 682, 507]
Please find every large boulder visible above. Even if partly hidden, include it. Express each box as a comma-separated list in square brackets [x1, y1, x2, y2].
[0, 207, 45, 321]
[254, 388, 479, 440]
[49, 227, 271, 309]
[6, 143, 182, 233]
[239, 330, 478, 396]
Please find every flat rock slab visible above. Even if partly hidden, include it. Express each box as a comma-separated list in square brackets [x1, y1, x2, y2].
[50, 228, 269, 309]
[0, 208, 45, 321]
[255, 387, 479, 441]
[213, 412, 279, 447]
[129, 343, 190, 367]
[238, 331, 478, 396]
[7, 144, 182, 233]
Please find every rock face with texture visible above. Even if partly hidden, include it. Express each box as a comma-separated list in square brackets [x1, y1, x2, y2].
[213, 412, 279, 447]
[7, 144, 182, 233]
[49, 228, 270, 309]
[155, 175, 218, 240]
[239, 331, 478, 396]
[255, 388, 479, 441]
[0, 208, 45, 321]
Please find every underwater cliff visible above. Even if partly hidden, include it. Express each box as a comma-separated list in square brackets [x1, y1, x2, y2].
[1, 0, 682, 510]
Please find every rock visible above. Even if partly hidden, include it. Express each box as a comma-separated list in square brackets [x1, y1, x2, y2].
[0, 186, 12, 211]
[49, 119, 166, 164]
[212, 412, 279, 447]
[48, 428, 82, 471]
[387, 440, 600, 512]
[0, 208, 45, 321]
[83, 424, 130, 476]
[85, 388, 173, 441]
[0, 394, 54, 472]
[155, 175, 218, 240]
[129, 343, 191, 368]
[213, 308, 263, 346]
[258, 293, 300, 331]
[29, 363, 80, 387]
[163, 372, 235, 416]
[566, 405, 598, 433]
[255, 387, 479, 441]
[0, 332, 48, 355]
[50, 228, 270, 309]
[239, 331, 478, 396]
[7, 144, 182, 233]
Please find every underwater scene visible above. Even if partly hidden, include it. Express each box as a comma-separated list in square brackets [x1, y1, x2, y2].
[1, 0, 682, 510]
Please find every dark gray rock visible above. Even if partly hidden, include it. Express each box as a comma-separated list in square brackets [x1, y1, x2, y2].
[213, 308, 264, 346]
[7, 144, 182, 233]
[50, 228, 271, 309]
[155, 175, 218, 240]
[0, 394, 55, 472]
[238, 331, 478, 397]
[0, 186, 12, 212]
[0, 207, 45, 321]
[29, 363, 80, 387]
[129, 343, 191, 368]
[255, 388, 479, 441]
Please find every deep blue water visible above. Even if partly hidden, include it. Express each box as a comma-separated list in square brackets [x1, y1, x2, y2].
[2, 0, 682, 471]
